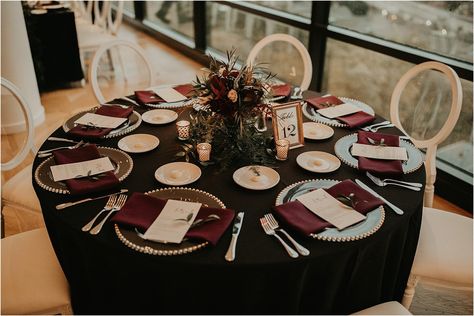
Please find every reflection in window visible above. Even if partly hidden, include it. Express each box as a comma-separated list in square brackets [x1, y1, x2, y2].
[329, 1, 473, 62]
[206, 2, 309, 86]
[323, 39, 473, 178]
[245, 1, 312, 19]
[144, 1, 194, 39]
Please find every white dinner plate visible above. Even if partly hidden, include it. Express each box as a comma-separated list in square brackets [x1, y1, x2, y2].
[233, 165, 280, 190]
[118, 134, 159, 153]
[303, 122, 334, 140]
[296, 151, 341, 173]
[154, 162, 202, 186]
[142, 109, 178, 125]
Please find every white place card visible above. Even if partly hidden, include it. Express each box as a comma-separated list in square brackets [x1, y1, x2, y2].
[143, 200, 202, 244]
[50, 157, 114, 182]
[152, 87, 187, 103]
[351, 143, 408, 160]
[74, 113, 127, 129]
[316, 103, 360, 118]
[296, 189, 366, 230]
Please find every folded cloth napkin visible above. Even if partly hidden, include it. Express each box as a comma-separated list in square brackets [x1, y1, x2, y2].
[134, 84, 195, 105]
[271, 83, 291, 97]
[53, 144, 120, 195]
[305, 95, 375, 128]
[273, 179, 384, 236]
[67, 105, 133, 139]
[357, 130, 404, 175]
[111, 192, 235, 246]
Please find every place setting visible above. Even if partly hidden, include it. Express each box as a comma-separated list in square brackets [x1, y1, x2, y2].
[134, 83, 195, 109]
[62, 104, 142, 139]
[35, 144, 133, 194]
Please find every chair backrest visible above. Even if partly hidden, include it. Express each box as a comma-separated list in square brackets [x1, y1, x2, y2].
[246, 33, 312, 91]
[72, 0, 94, 22]
[93, 0, 110, 30]
[89, 40, 154, 104]
[390, 61, 462, 207]
[1, 78, 36, 171]
[107, 1, 124, 36]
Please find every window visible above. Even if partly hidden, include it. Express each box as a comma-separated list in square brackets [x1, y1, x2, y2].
[144, 1, 194, 41]
[246, 1, 312, 19]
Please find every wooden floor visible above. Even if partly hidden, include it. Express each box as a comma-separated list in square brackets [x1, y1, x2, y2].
[1, 22, 472, 315]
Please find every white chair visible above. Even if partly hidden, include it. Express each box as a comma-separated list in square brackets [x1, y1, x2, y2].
[1, 78, 44, 236]
[246, 33, 312, 91]
[389, 62, 472, 309]
[352, 301, 411, 315]
[1, 228, 72, 314]
[89, 40, 154, 104]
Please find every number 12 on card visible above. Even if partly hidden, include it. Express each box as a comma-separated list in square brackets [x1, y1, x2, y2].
[271, 101, 305, 149]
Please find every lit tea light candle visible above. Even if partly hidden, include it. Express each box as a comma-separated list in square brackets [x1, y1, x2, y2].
[275, 139, 290, 161]
[196, 142, 211, 162]
[176, 120, 190, 140]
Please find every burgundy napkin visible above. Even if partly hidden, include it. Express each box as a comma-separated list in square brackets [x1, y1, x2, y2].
[111, 192, 235, 246]
[134, 84, 194, 105]
[271, 83, 291, 97]
[68, 105, 133, 139]
[305, 95, 375, 128]
[52, 144, 119, 195]
[357, 131, 404, 175]
[273, 179, 384, 236]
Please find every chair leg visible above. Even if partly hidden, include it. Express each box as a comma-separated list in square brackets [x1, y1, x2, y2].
[402, 274, 419, 309]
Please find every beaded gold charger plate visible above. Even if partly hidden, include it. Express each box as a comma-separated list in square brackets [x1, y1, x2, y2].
[115, 187, 226, 256]
[62, 106, 142, 139]
[34, 147, 133, 194]
[275, 179, 385, 242]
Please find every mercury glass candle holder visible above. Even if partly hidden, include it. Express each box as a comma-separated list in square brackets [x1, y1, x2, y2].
[196, 142, 212, 162]
[176, 120, 190, 140]
[275, 139, 290, 161]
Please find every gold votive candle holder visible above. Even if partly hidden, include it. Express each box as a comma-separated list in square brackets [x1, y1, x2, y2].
[275, 139, 290, 161]
[176, 120, 190, 140]
[196, 142, 212, 162]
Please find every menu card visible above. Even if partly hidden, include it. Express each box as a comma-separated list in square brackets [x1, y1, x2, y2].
[74, 113, 127, 129]
[142, 200, 202, 244]
[152, 87, 187, 103]
[351, 143, 408, 160]
[296, 189, 366, 230]
[317, 103, 360, 118]
[50, 157, 114, 182]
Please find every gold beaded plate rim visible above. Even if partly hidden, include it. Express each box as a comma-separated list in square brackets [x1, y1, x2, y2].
[115, 187, 226, 256]
[34, 147, 133, 194]
[62, 107, 142, 139]
[275, 179, 385, 242]
[302, 97, 375, 128]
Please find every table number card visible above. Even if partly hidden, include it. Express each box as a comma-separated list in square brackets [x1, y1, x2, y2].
[143, 200, 202, 244]
[50, 157, 114, 182]
[272, 101, 304, 149]
[316, 103, 361, 118]
[152, 87, 187, 103]
[296, 189, 366, 230]
[351, 143, 408, 160]
[74, 113, 127, 129]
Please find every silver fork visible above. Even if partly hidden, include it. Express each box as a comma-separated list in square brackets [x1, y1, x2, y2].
[90, 194, 128, 235]
[260, 217, 298, 258]
[37, 140, 85, 156]
[264, 213, 309, 256]
[361, 121, 391, 132]
[366, 172, 422, 191]
[81, 195, 117, 232]
[369, 123, 395, 132]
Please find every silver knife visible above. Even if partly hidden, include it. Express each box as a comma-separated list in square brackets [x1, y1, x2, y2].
[225, 212, 244, 262]
[55, 189, 129, 210]
[355, 179, 404, 215]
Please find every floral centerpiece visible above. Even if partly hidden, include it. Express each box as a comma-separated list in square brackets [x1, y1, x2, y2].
[181, 50, 276, 170]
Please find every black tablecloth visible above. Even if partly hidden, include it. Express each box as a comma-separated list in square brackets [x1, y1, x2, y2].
[32, 96, 424, 314]
[23, 5, 84, 90]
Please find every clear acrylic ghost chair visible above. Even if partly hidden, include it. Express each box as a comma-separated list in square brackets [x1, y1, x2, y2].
[1, 228, 72, 314]
[89, 40, 154, 104]
[390, 62, 472, 309]
[1, 78, 44, 236]
[246, 33, 312, 91]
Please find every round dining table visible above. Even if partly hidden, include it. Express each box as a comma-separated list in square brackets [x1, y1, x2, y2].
[32, 93, 425, 314]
